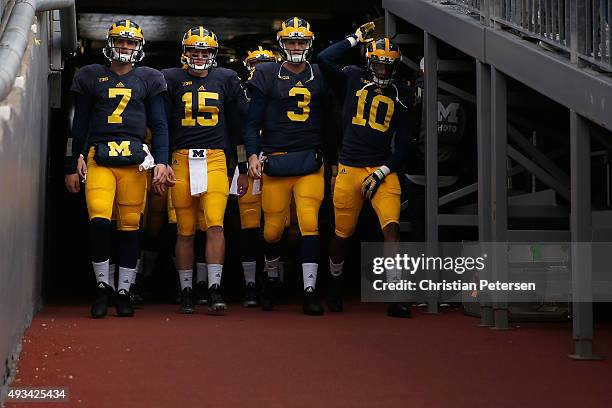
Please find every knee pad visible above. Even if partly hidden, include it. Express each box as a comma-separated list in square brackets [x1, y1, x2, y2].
[117, 209, 142, 231]
[263, 216, 285, 244]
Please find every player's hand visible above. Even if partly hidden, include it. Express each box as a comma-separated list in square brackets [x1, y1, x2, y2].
[237, 173, 249, 197]
[165, 165, 176, 187]
[248, 154, 262, 179]
[65, 173, 80, 193]
[354, 21, 375, 43]
[153, 163, 168, 186]
[361, 167, 387, 200]
[77, 154, 87, 179]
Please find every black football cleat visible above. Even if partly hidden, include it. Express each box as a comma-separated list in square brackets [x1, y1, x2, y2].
[91, 282, 115, 319]
[387, 303, 411, 318]
[261, 278, 279, 311]
[207, 284, 227, 315]
[243, 282, 258, 307]
[303, 287, 324, 316]
[194, 281, 209, 305]
[115, 289, 135, 317]
[327, 275, 344, 312]
[130, 276, 145, 308]
[180, 287, 195, 314]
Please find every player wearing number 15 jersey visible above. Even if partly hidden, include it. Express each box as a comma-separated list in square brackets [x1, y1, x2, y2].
[69, 19, 170, 319]
[162, 26, 248, 315]
[318, 22, 413, 318]
[245, 17, 336, 316]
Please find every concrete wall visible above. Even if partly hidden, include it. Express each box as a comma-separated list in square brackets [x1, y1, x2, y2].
[0, 11, 50, 400]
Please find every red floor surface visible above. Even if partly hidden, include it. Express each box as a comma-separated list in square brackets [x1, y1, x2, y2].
[5, 302, 612, 408]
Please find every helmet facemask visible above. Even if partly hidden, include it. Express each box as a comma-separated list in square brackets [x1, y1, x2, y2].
[368, 58, 397, 87]
[278, 38, 312, 63]
[182, 46, 218, 72]
[104, 36, 144, 64]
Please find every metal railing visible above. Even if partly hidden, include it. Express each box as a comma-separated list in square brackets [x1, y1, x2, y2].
[448, 0, 611, 71]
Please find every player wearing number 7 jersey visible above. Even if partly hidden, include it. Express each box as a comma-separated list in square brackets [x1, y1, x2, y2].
[162, 26, 249, 315]
[318, 23, 414, 318]
[69, 20, 170, 319]
[245, 17, 336, 316]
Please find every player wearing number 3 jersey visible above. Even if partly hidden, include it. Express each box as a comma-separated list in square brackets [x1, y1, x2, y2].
[162, 26, 248, 315]
[245, 17, 336, 316]
[318, 22, 414, 318]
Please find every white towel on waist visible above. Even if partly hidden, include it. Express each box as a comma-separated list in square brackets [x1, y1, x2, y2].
[188, 149, 208, 196]
[229, 166, 240, 195]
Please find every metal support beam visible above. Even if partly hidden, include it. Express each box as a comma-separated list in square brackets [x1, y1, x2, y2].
[477, 61, 494, 327]
[424, 32, 439, 314]
[568, 110, 600, 360]
[507, 146, 571, 200]
[439, 183, 478, 206]
[491, 67, 509, 330]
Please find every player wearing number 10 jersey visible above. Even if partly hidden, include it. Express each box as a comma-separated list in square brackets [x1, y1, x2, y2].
[318, 22, 413, 318]
[162, 26, 248, 315]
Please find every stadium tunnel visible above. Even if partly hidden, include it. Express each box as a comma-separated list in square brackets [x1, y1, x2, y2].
[3, 0, 612, 403]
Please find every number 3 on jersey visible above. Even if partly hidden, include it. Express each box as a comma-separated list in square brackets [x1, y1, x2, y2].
[351, 89, 394, 132]
[182, 91, 220, 127]
[108, 88, 132, 124]
[287, 86, 311, 122]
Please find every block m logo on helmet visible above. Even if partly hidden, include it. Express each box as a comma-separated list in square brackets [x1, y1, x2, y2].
[107, 141, 132, 157]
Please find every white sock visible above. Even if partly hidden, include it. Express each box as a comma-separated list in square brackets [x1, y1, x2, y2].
[143, 250, 158, 277]
[242, 261, 256, 284]
[278, 261, 286, 283]
[330, 258, 344, 277]
[93, 260, 110, 286]
[208, 264, 223, 288]
[265, 257, 280, 278]
[303, 263, 318, 290]
[178, 269, 193, 290]
[196, 262, 208, 283]
[108, 263, 116, 290]
[118, 267, 136, 292]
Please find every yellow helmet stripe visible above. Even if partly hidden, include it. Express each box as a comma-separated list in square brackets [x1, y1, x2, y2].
[385, 38, 390, 51]
[293, 17, 298, 28]
[199, 27, 203, 37]
[126, 19, 130, 28]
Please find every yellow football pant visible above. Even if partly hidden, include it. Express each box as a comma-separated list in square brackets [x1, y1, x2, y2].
[261, 166, 324, 243]
[86, 149, 146, 231]
[170, 149, 227, 236]
[333, 163, 401, 238]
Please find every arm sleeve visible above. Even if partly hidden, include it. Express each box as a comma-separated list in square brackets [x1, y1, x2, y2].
[146, 93, 169, 165]
[65, 92, 94, 174]
[316, 38, 351, 98]
[226, 76, 249, 173]
[244, 87, 267, 158]
[384, 105, 414, 174]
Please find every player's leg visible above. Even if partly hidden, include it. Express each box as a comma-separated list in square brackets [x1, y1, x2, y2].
[114, 165, 147, 317]
[171, 150, 199, 314]
[328, 164, 365, 312]
[193, 222, 208, 305]
[85, 152, 117, 318]
[293, 166, 325, 316]
[201, 150, 230, 314]
[260, 174, 293, 311]
[238, 176, 262, 307]
[371, 172, 410, 318]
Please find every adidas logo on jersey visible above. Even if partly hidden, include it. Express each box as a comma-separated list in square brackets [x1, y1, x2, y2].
[295, 81, 304, 87]
[198, 85, 206, 91]
[116, 82, 125, 88]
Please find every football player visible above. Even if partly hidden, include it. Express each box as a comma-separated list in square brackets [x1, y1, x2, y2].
[162, 26, 248, 314]
[235, 46, 277, 307]
[318, 23, 413, 317]
[69, 20, 169, 318]
[245, 17, 335, 315]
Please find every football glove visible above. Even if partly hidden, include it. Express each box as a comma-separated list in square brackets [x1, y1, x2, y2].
[361, 167, 387, 200]
[354, 21, 375, 43]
